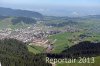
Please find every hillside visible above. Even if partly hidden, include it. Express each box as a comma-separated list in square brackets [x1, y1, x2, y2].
[0, 7, 43, 19]
[46, 41, 100, 66]
[11, 17, 37, 25]
[61, 41, 100, 57]
[0, 15, 37, 29]
[0, 38, 51, 66]
[57, 41, 100, 66]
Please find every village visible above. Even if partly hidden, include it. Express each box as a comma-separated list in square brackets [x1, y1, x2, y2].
[0, 25, 80, 49]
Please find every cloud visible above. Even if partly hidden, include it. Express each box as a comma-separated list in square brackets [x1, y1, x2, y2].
[71, 12, 80, 17]
[34, 9, 48, 12]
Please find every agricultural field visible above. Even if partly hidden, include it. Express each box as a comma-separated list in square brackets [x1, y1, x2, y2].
[48, 32, 83, 53]
[27, 45, 45, 54]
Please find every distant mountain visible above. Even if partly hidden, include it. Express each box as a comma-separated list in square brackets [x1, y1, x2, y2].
[86, 15, 100, 19]
[0, 7, 43, 19]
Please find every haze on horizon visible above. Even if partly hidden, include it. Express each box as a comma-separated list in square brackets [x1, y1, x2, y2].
[0, 0, 100, 16]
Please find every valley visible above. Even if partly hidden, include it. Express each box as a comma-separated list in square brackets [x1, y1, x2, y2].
[0, 7, 100, 66]
[0, 15, 100, 54]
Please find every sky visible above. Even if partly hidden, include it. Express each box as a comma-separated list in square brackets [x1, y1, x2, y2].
[0, 0, 100, 16]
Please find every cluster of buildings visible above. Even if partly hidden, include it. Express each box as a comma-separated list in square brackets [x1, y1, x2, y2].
[0, 26, 60, 47]
[0, 25, 80, 48]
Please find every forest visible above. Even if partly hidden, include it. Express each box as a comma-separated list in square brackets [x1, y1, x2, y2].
[0, 38, 51, 66]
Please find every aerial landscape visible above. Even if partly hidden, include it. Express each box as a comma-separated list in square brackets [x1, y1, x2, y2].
[0, 0, 100, 66]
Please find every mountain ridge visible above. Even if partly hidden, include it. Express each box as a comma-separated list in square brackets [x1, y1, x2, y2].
[0, 7, 43, 19]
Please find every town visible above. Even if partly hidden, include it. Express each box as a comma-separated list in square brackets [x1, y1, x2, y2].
[0, 24, 80, 48]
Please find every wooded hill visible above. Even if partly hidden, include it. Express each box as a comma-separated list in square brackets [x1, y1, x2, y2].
[0, 38, 51, 66]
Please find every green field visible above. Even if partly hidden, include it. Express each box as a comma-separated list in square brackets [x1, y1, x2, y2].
[48, 31, 100, 53]
[48, 32, 83, 53]
[27, 45, 45, 54]
[48, 32, 71, 53]
[0, 18, 31, 29]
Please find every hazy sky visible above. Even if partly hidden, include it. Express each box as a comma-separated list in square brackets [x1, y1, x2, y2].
[0, 0, 100, 16]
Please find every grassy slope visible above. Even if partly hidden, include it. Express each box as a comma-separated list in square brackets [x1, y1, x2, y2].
[0, 18, 12, 29]
[77, 19, 100, 42]
[77, 19, 100, 33]
[27, 45, 45, 54]
[48, 32, 83, 53]
[48, 32, 71, 53]
[48, 31, 100, 53]
[0, 18, 31, 29]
